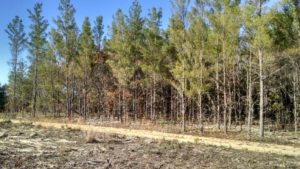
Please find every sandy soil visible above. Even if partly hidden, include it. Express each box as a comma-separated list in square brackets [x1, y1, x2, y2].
[1, 120, 299, 168]
[3, 119, 300, 157]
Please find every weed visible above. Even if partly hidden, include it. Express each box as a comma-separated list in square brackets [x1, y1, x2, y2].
[20, 122, 32, 126]
[84, 129, 98, 143]
[169, 151, 177, 159]
[104, 133, 113, 143]
[34, 125, 42, 129]
[166, 140, 172, 146]
[245, 157, 254, 167]
[281, 156, 287, 167]
[77, 117, 85, 125]
[107, 139, 116, 144]
[0, 119, 11, 124]
[194, 138, 200, 144]
[59, 146, 72, 155]
[70, 126, 81, 131]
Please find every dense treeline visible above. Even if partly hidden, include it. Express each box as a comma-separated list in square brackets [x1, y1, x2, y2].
[0, 83, 7, 112]
[3, 0, 300, 137]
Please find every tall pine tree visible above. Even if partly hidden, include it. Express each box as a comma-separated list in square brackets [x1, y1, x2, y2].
[27, 2, 49, 118]
[5, 16, 27, 114]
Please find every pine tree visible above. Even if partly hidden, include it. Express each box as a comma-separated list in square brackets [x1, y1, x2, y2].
[105, 9, 132, 123]
[16, 60, 31, 116]
[271, 0, 300, 134]
[290, 0, 300, 135]
[106, 1, 145, 122]
[5, 15, 27, 114]
[186, 0, 210, 132]
[168, 0, 191, 132]
[38, 43, 59, 117]
[207, 0, 223, 130]
[92, 15, 105, 119]
[140, 7, 163, 122]
[53, 0, 78, 118]
[27, 2, 49, 118]
[77, 17, 95, 119]
[126, 0, 144, 120]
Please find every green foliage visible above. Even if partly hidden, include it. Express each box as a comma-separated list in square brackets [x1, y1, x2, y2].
[5, 16, 27, 60]
[53, 0, 78, 63]
[139, 7, 164, 87]
[268, 4, 296, 51]
[167, 0, 191, 94]
[27, 3, 49, 60]
[105, 9, 133, 86]
[93, 15, 104, 50]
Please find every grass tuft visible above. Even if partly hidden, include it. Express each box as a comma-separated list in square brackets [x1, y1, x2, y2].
[84, 129, 98, 143]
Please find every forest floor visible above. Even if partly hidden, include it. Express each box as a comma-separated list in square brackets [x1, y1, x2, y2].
[0, 119, 300, 168]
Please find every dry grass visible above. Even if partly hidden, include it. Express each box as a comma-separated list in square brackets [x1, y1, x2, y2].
[3, 113, 299, 146]
[104, 133, 113, 143]
[59, 146, 72, 156]
[0, 119, 11, 124]
[84, 128, 98, 143]
[1, 121, 298, 168]
[77, 117, 85, 125]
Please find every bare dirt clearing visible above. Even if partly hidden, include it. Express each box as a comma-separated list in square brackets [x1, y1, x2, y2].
[4, 119, 300, 157]
[0, 120, 299, 168]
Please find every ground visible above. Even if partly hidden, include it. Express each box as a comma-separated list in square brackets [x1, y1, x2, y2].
[0, 120, 299, 168]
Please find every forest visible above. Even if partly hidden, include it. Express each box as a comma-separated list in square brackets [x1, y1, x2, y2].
[2, 0, 300, 138]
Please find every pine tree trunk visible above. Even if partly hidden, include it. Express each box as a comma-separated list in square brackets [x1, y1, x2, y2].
[223, 40, 227, 134]
[259, 48, 264, 138]
[12, 51, 18, 115]
[119, 86, 122, 123]
[171, 87, 173, 122]
[32, 56, 38, 118]
[248, 47, 253, 136]
[153, 73, 156, 124]
[182, 92, 185, 132]
[150, 88, 153, 120]
[233, 72, 237, 128]
[133, 77, 135, 122]
[188, 98, 191, 125]
[198, 100, 203, 132]
[192, 99, 194, 126]
[123, 87, 126, 125]
[56, 68, 60, 117]
[257, 0, 264, 138]
[71, 77, 75, 118]
[229, 87, 232, 130]
[216, 45, 220, 130]
[145, 88, 148, 118]
[97, 93, 100, 119]
[83, 68, 87, 120]
[83, 93, 86, 120]
[182, 62, 185, 132]
[294, 71, 298, 134]
[66, 69, 69, 118]
[238, 53, 242, 131]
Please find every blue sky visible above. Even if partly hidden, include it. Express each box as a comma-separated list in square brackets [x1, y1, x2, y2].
[0, 0, 278, 85]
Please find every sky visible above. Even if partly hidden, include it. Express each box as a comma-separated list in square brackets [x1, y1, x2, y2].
[0, 0, 278, 85]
